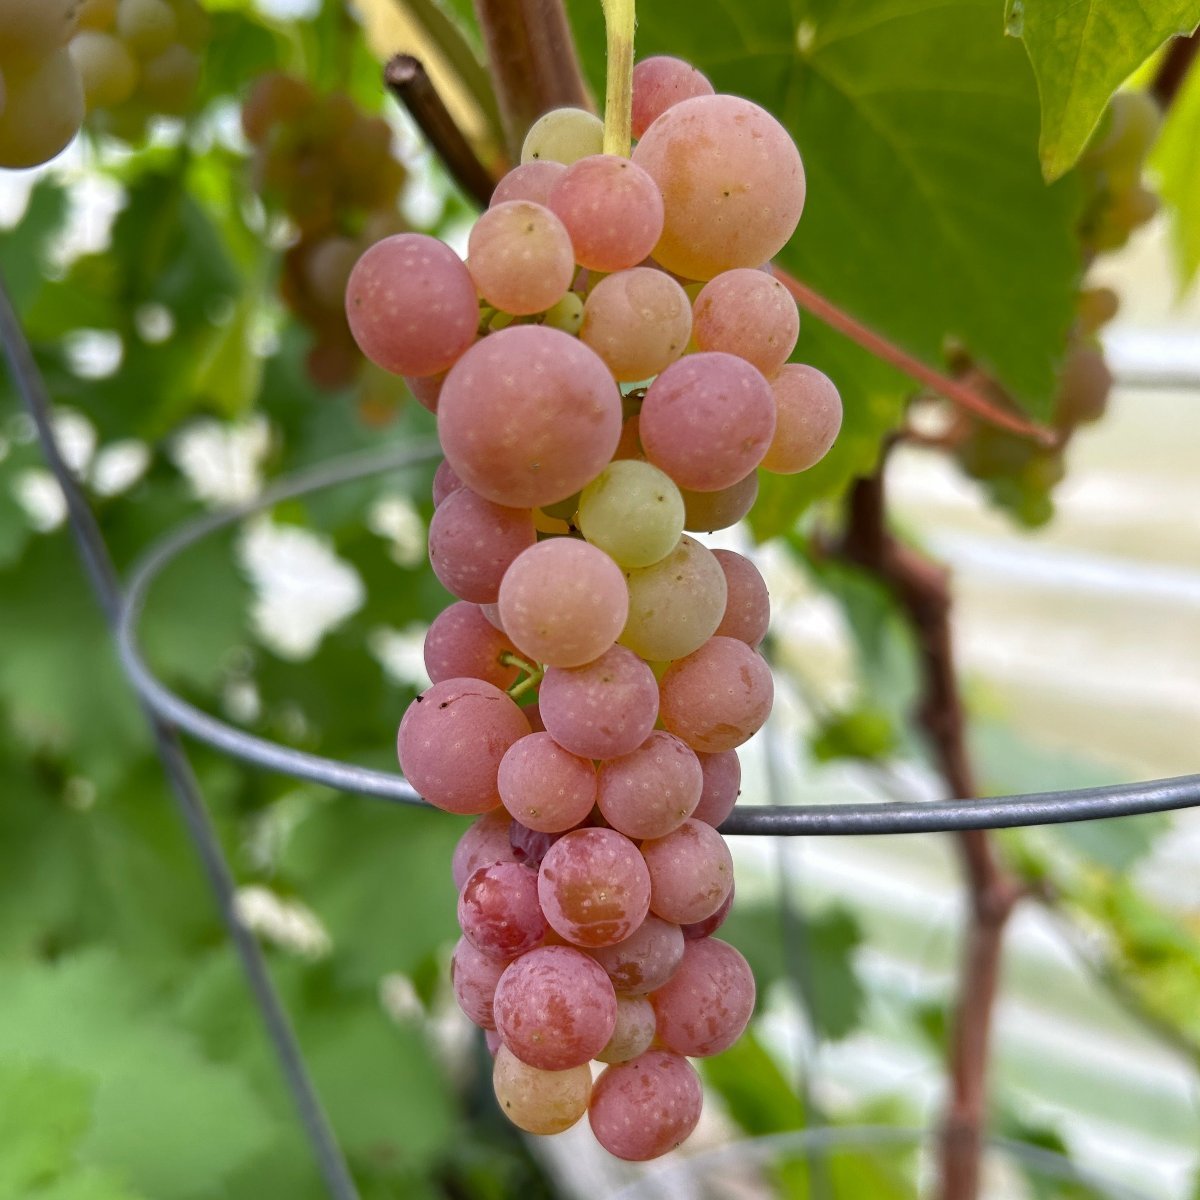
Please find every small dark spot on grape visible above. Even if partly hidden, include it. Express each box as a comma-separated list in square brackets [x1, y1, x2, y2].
[440, 701, 450, 708]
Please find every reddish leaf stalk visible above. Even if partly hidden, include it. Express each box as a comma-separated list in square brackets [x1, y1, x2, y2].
[840, 468, 1022, 1200]
[772, 267, 1057, 446]
[472, 0, 594, 159]
[1151, 30, 1198, 109]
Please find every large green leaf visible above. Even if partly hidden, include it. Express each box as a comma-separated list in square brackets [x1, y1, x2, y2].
[1008, 0, 1199, 181]
[568, 0, 1081, 528]
[1152, 48, 1200, 285]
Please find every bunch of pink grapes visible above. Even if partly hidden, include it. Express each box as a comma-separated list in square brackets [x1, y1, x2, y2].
[345, 55, 841, 1160]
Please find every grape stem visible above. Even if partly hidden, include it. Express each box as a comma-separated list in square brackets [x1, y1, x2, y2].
[501, 652, 544, 699]
[771, 266, 1058, 446]
[600, 0, 636, 156]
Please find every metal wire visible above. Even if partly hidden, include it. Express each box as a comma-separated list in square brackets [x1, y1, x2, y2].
[114, 445, 1200, 833]
[0, 279, 361, 1200]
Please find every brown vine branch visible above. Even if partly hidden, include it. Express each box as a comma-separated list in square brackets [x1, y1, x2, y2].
[838, 464, 1022, 1200]
[472, 0, 594, 159]
[772, 267, 1058, 446]
[385, 54, 499, 208]
[1151, 29, 1198, 109]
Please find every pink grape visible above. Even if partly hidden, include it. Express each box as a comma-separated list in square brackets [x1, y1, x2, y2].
[406, 371, 447, 414]
[490, 160, 567, 207]
[649, 937, 755, 1057]
[692, 268, 799, 376]
[631, 56, 715, 140]
[427, 487, 535, 604]
[431, 458, 464, 506]
[451, 934, 510, 1029]
[579, 268, 692, 382]
[438, 327, 622, 509]
[538, 828, 651, 947]
[497, 539, 628, 668]
[680, 471, 758, 532]
[345, 234, 478, 376]
[631, 94, 806, 280]
[659, 636, 774, 753]
[539, 645, 659, 760]
[597, 732, 702, 840]
[761, 364, 843, 474]
[480, 602, 506, 632]
[467, 200, 575, 315]
[485, 1028, 503, 1056]
[711, 549, 770, 647]
[692, 750, 741, 827]
[596, 996, 656, 1063]
[548, 155, 664, 272]
[681, 882, 734, 939]
[509, 820, 563, 870]
[452, 809, 519, 891]
[522, 701, 546, 733]
[588, 914, 685, 996]
[588, 1051, 703, 1160]
[459, 862, 548, 958]
[493, 1044, 592, 1134]
[498, 732, 597, 833]
[424, 602, 520, 690]
[642, 818, 734, 925]
[397, 678, 530, 814]
[640, 353, 775, 491]
[493, 945, 617, 1070]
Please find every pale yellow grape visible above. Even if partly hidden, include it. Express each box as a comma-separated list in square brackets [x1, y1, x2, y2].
[520, 106, 603, 165]
[579, 267, 691, 382]
[579, 460, 684, 569]
[139, 42, 200, 114]
[70, 31, 138, 109]
[0, 49, 84, 169]
[116, 0, 177, 57]
[77, 0, 119, 30]
[492, 1044, 591, 1135]
[0, 0, 78, 60]
[620, 534, 727, 662]
[543, 290, 583, 334]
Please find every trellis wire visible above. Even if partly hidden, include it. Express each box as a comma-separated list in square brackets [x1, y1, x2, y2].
[5, 272, 1197, 1200]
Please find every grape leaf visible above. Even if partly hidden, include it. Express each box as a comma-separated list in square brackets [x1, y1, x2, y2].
[0, 1060, 93, 1195]
[1152, 49, 1200, 286]
[568, 0, 1081, 530]
[1007, 0, 1199, 181]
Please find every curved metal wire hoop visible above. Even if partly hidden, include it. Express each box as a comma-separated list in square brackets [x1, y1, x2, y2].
[115, 440, 1200, 835]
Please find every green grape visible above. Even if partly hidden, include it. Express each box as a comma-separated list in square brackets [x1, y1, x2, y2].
[1086, 90, 1160, 189]
[1054, 344, 1112, 426]
[116, 0, 177, 57]
[70, 31, 138, 109]
[139, 43, 200, 114]
[0, 67, 6, 120]
[543, 290, 584, 334]
[579, 460, 685, 569]
[0, 48, 84, 169]
[77, 0, 120, 31]
[0, 0, 78, 60]
[1076, 286, 1118, 335]
[170, 0, 210, 50]
[520, 106, 604, 165]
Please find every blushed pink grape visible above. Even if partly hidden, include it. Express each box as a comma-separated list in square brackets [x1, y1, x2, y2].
[451, 934, 510, 1029]
[548, 155, 664, 272]
[438, 327, 622, 509]
[493, 1044, 592, 1134]
[631, 56, 715, 140]
[397, 678, 530, 814]
[641, 818, 733, 925]
[692, 750, 741, 827]
[692, 268, 799, 377]
[680, 472, 758, 532]
[539, 646, 659, 760]
[406, 371, 447, 414]
[537, 828, 651, 948]
[631, 94, 806, 280]
[588, 1051, 703, 1160]
[509, 820, 563, 870]
[588, 914, 685, 996]
[485, 1028, 503, 1056]
[659, 636, 774, 753]
[427, 488, 535, 604]
[467, 201, 575, 315]
[490, 160, 567, 207]
[597, 732, 702, 840]
[493, 945, 617, 1070]
[452, 809, 518, 891]
[424, 602, 520, 690]
[640, 353, 775, 491]
[497, 539, 628, 668]
[761, 364, 843, 474]
[596, 996, 656, 1063]
[497, 732, 597, 833]
[458, 862, 547, 958]
[345, 234, 478, 376]
[711, 549, 770, 647]
[681, 882, 734, 939]
[431, 458, 464, 506]
[579, 268, 691, 382]
[649, 937, 755, 1057]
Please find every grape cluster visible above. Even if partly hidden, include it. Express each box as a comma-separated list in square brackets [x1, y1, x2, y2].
[69, 0, 208, 136]
[347, 56, 842, 1159]
[0, 0, 85, 168]
[242, 73, 408, 393]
